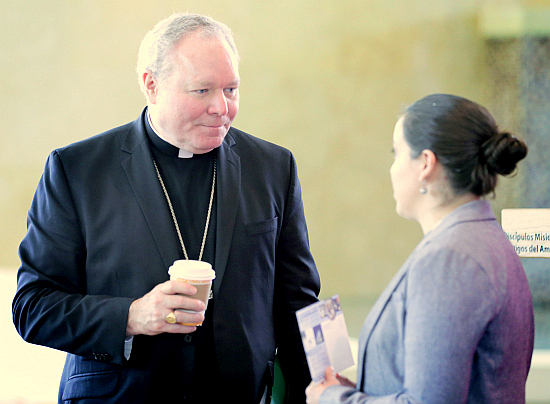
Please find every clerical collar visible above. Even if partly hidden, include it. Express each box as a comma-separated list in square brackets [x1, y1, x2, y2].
[145, 111, 193, 158]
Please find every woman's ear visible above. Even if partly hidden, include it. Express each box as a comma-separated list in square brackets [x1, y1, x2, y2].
[418, 149, 438, 182]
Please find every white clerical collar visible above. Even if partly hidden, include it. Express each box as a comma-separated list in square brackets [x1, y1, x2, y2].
[177, 148, 193, 158]
[147, 112, 193, 158]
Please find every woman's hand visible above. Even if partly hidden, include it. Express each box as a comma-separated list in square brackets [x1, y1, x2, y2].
[305, 367, 342, 404]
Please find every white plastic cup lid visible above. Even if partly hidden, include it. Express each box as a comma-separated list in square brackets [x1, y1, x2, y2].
[168, 260, 215, 280]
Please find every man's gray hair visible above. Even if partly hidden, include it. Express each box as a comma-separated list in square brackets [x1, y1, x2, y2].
[136, 13, 239, 94]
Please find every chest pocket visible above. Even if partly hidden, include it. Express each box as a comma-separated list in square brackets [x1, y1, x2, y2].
[245, 217, 278, 237]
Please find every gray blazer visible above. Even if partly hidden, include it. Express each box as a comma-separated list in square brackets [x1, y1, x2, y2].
[322, 200, 534, 403]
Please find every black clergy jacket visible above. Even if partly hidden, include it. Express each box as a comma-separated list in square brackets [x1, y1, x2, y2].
[13, 108, 320, 403]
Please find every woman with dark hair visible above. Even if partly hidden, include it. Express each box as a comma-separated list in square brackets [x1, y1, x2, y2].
[307, 94, 534, 403]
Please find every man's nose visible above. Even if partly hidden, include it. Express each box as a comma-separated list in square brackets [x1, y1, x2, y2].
[208, 91, 229, 115]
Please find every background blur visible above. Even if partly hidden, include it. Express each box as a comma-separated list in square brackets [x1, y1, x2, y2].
[1, 0, 549, 402]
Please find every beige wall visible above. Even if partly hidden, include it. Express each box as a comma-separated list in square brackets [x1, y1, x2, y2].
[1, 0, 529, 305]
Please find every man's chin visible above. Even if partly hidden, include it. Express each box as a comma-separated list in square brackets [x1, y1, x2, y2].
[193, 136, 226, 154]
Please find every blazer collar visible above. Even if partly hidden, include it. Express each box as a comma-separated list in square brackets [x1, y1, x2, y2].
[424, 200, 495, 244]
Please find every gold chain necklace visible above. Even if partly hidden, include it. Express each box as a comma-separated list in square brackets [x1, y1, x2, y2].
[152, 157, 216, 261]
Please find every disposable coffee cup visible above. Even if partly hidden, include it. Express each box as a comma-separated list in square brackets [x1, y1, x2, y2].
[168, 260, 216, 326]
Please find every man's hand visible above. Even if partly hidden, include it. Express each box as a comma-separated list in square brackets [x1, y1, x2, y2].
[126, 280, 206, 336]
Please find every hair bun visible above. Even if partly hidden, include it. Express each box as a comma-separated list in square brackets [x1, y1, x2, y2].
[481, 131, 528, 176]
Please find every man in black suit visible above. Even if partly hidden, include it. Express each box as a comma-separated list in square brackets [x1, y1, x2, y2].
[13, 13, 320, 403]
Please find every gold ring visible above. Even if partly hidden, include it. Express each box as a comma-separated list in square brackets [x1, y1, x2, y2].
[166, 311, 177, 324]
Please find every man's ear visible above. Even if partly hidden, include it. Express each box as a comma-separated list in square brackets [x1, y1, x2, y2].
[142, 70, 158, 104]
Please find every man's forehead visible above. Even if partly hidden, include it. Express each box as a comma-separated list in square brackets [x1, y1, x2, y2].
[175, 31, 234, 53]
[172, 34, 237, 63]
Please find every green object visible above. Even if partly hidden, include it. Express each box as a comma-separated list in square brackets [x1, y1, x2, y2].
[271, 355, 286, 404]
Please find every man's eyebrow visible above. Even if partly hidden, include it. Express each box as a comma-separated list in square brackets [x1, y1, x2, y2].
[194, 79, 241, 87]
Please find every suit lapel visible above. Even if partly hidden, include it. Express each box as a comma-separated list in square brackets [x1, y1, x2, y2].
[119, 116, 242, 292]
[213, 132, 240, 296]
[120, 113, 181, 271]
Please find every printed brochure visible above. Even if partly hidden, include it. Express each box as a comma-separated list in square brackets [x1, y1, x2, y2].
[296, 295, 354, 382]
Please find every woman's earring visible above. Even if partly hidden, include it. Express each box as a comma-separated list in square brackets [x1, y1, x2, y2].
[419, 181, 427, 195]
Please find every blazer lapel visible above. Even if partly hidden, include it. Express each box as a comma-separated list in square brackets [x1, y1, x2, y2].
[356, 230, 437, 389]
[120, 113, 181, 271]
[356, 255, 412, 390]
[213, 132, 240, 296]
